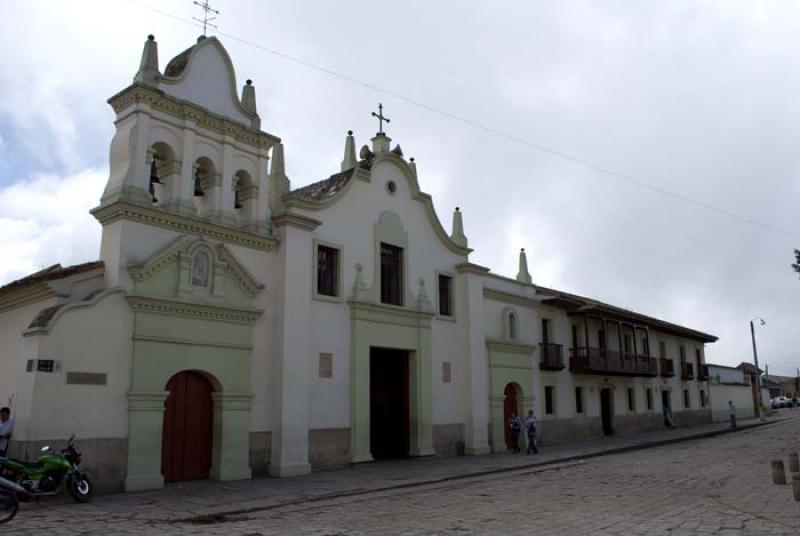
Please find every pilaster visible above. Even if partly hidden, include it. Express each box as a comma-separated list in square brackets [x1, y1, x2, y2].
[124, 391, 169, 491]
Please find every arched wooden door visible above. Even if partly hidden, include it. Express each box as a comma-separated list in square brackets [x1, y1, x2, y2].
[162, 371, 214, 482]
[503, 383, 519, 450]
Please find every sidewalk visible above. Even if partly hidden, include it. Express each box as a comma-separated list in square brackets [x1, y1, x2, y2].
[18, 414, 788, 525]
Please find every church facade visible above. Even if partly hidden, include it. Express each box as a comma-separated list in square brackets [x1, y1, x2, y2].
[0, 35, 717, 492]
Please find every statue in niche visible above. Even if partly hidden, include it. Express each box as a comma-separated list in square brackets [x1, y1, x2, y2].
[192, 252, 210, 287]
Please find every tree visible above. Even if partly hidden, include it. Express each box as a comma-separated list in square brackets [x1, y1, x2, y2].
[794, 250, 800, 277]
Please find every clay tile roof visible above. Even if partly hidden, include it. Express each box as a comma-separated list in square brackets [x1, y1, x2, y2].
[289, 168, 356, 202]
[537, 284, 717, 343]
[0, 261, 105, 296]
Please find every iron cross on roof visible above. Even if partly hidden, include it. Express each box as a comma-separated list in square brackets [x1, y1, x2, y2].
[193, 0, 219, 36]
[371, 103, 391, 135]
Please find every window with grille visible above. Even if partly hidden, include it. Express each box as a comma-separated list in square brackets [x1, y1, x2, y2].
[380, 243, 403, 305]
[317, 245, 339, 297]
[438, 275, 453, 316]
[575, 386, 584, 414]
[646, 388, 653, 410]
[627, 388, 635, 411]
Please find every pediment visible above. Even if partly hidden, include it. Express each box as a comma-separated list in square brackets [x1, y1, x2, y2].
[129, 235, 264, 301]
[159, 37, 257, 128]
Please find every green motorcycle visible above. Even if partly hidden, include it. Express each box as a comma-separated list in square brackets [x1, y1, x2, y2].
[0, 434, 92, 505]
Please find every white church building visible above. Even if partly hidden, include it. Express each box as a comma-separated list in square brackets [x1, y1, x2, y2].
[0, 35, 717, 492]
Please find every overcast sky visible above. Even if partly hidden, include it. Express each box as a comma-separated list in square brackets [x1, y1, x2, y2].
[1, 0, 798, 374]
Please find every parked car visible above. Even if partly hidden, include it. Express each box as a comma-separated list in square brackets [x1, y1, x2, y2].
[771, 396, 790, 408]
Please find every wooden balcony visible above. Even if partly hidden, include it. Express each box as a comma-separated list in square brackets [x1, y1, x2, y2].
[697, 364, 710, 381]
[681, 362, 695, 381]
[569, 347, 658, 377]
[659, 358, 675, 377]
[539, 343, 565, 371]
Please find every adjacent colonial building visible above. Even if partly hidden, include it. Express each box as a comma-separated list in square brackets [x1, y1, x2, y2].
[0, 35, 717, 492]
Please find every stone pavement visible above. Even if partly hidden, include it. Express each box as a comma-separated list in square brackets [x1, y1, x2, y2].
[7, 412, 799, 534]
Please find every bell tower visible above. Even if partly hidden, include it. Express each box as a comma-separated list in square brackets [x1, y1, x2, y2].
[92, 35, 282, 288]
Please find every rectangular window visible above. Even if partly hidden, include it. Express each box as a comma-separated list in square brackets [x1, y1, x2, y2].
[318, 353, 333, 379]
[700, 390, 707, 407]
[598, 329, 606, 350]
[683, 389, 691, 409]
[679, 345, 686, 362]
[316, 245, 339, 297]
[438, 275, 453, 316]
[642, 338, 650, 356]
[541, 318, 551, 344]
[627, 388, 635, 411]
[624, 335, 632, 353]
[442, 361, 452, 383]
[659, 341, 666, 359]
[646, 388, 653, 410]
[572, 325, 579, 350]
[544, 386, 555, 415]
[380, 243, 403, 305]
[575, 386, 584, 414]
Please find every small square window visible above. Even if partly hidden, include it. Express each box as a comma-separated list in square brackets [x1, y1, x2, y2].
[318, 353, 333, 379]
[438, 275, 453, 316]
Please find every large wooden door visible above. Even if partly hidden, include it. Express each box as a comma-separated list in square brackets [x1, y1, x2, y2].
[503, 383, 519, 450]
[162, 371, 214, 482]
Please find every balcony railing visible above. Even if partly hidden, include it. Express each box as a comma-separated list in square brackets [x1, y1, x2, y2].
[569, 347, 658, 377]
[659, 358, 675, 377]
[681, 362, 695, 381]
[697, 364, 710, 381]
[539, 343, 565, 371]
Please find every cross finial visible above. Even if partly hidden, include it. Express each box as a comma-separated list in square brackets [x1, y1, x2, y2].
[371, 103, 391, 135]
[193, 0, 219, 36]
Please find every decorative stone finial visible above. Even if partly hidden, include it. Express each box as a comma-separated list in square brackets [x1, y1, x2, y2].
[341, 130, 357, 171]
[268, 143, 290, 216]
[450, 206, 468, 248]
[241, 79, 257, 115]
[516, 248, 532, 284]
[270, 143, 285, 176]
[134, 34, 159, 86]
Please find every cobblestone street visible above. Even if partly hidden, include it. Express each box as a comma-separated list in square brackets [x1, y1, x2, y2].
[9, 414, 800, 535]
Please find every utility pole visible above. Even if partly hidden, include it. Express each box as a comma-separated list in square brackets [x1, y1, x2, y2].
[750, 318, 765, 422]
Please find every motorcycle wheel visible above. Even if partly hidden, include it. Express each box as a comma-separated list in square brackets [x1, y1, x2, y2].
[69, 474, 93, 503]
[0, 489, 19, 524]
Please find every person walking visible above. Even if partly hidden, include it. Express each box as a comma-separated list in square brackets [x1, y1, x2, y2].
[524, 410, 538, 454]
[0, 395, 14, 458]
[508, 411, 522, 453]
[728, 400, 737, 429]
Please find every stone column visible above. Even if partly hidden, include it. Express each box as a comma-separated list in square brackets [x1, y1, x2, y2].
[210, 392, 253, 481]
[124, 391, 168, 492]
[457, 264, 491, 455]
[268, 214, 319, 477]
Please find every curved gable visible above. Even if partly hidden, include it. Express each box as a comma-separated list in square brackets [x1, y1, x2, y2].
[159, 37, 257, 128]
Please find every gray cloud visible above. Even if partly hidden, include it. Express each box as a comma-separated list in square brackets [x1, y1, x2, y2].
[1, 0, 797, 373]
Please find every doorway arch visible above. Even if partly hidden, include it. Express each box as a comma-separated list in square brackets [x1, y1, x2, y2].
[161, 370, 215, 482]
[503, 383, 522, 450]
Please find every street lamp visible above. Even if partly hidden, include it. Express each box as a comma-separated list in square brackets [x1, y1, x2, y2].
[750, 317, 766, 422]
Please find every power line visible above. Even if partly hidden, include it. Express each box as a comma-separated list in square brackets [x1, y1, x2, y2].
[126, 0, 800, 241]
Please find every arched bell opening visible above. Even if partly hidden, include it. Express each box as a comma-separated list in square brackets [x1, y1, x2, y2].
[193, 157, 216, 218]
[232, 169, 257, 229]
[148, 142, 178, 206]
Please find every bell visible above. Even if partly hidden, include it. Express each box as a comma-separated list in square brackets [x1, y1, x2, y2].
[148, 160, 160, 203]
[194, 169, 205, 197]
